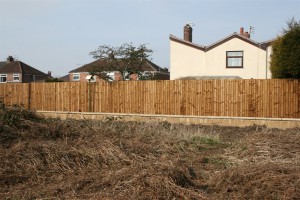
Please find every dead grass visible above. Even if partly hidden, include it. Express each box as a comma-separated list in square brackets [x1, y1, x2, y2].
[0, 103, 299, 199]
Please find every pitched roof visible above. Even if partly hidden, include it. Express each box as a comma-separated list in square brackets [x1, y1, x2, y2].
[0, 61, 47, 75]
[69, 59, 166, 73]
[170, 35, 206, 51]
[59, 74, 70, 82]
[0, 62, 6, 68]
[170, 33, 275, 52]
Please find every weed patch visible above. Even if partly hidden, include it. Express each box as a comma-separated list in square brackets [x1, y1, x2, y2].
[0, 105, 299, 199]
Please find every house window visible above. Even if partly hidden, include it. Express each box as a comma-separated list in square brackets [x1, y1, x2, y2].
[0, 74, 7, 83]
[90, 76, 96, 82]
[73, 73, 80, 81]
[85, 75, 96, 82]
[226, 51, 243, 68]
[107, 72, 115, 81]
[13, 74, 20, 81]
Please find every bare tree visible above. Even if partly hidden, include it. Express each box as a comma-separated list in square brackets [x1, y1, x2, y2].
[89, 43, 153, 81]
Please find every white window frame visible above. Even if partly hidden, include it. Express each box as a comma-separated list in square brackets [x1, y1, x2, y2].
[73, 73, 80, 81]
[0, 74, 7, 83]
[85, 75, 96, 82]
[90, 75, 96, 82]
[107, 72, 115, 81]
[13, 74, 20, 81]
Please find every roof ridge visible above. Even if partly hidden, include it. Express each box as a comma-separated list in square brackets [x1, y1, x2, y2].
[260, 38, 276, 45]
[70, 58, 165, 73]
[18, 61, 22, 73]
[170, 34, 206, 50]
[144, 59, 164, 71]
[170, 32, 271, 51]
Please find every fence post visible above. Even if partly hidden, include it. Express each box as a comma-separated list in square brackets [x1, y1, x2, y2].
[28, 83, 31, 110]
[88, 81, 91, 112]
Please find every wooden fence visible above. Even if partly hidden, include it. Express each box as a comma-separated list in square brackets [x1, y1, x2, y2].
[0, 79, 299, 118]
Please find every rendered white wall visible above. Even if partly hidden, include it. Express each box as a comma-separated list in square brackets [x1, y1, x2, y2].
[170, 38, 271, 80]
[170, 40, 205, 79]
[205, 38, 267, 79]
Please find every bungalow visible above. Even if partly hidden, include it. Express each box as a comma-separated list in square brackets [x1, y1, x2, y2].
[170, 24, 274, 80]
[68, 59, 170, 82]
[0, 56, 51, 83]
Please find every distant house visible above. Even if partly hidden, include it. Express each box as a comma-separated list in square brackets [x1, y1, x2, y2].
[0, 56, 51, 83]
[68, 59, 170, 82]
[58, 74, 70, 82]
[170, 24, 274, 80]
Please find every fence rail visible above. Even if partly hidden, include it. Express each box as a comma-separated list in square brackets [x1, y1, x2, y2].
[0, 79, 299, 118]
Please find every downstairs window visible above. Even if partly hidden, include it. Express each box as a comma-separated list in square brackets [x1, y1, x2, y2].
[0, 74, 7, 83]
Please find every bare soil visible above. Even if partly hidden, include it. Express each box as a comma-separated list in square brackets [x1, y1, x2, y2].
[0, 104, 299, 199]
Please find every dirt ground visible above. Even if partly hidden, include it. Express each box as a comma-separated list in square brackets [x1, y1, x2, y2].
[0, 104, 299, 199]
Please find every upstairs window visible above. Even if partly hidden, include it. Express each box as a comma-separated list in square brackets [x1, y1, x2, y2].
[73, 73, 80, 81]
[13, 74, 20, 81]
[0, 74, 7, 83]
[226, 51, 243, 68]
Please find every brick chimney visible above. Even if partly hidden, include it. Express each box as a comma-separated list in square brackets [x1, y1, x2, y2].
[184, 24, 192, 42]
[6, 56, 14, 63]
[240, 27, 244, 35]
[240, 27, 250, 38]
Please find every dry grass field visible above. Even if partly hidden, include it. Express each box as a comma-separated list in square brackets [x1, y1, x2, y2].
[0, 102, 299, 199]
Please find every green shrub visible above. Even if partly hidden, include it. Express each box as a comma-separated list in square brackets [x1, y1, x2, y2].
[270, 18, 300, 78]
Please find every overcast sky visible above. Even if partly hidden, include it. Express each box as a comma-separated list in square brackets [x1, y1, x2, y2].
[1, 0, 300, 77]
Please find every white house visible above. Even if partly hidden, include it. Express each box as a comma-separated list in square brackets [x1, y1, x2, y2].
[170, 24, 274, 80]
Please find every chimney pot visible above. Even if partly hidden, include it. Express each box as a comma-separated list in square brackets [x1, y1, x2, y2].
[245, 31, 250, 38]
[184, 24, 192, 42]
[240, 27, 244, 34]
[7, 56, 14, 63]
[239, 27, 250, 38]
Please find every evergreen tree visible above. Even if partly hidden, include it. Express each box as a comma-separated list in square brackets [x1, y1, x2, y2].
[270, 18, 300, 78]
